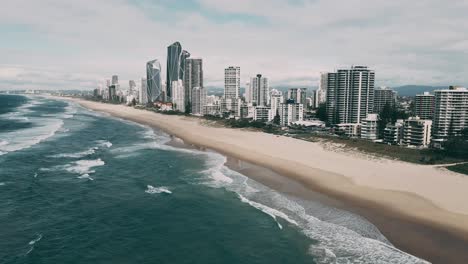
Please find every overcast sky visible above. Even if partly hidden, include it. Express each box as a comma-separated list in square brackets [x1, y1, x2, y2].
[1, 0, 467, 90]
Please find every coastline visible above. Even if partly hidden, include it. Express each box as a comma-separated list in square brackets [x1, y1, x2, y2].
[68, 98, 468, 263]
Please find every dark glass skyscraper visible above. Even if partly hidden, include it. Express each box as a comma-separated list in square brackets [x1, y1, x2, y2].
[184, 58, 203, 108]
[166, 42, 183, 100]
[146, 59, 162, 103]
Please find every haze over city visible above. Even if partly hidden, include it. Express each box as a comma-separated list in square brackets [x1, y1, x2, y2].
[1, 0, 468, 90]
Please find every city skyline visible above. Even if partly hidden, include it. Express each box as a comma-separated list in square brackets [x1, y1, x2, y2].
[1, 0, 468, 91]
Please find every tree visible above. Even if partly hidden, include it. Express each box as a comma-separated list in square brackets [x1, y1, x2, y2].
[316, 103, 327, 122]
[273, 110, 280, 125]
[185, 103, 192, 115]
[131, 98, 137, 106]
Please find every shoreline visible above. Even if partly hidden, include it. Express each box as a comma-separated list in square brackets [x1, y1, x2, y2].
[67, 98, 468, 263]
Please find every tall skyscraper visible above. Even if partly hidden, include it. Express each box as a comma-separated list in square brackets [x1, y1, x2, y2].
[166, 42, 183, 99]
[249, 74, 269, 106]
[191, 87, 207, 115]
[172, 80, 185, 112]
[315, 72, 328, 106]
[432, 86, 468, 141]
[414, 92, 435, 120]
[287, 88, 307, 106]
[326, 66, 375, 125]
[184, 58, 203, 109]
[146, 59, 162, 102]
[373, 87, 397, 113]
[140, 78, 148, 104]
[224, 66, 240, 99]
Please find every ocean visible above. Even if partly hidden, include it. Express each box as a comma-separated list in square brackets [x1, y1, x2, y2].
[0, 94, 428, 264]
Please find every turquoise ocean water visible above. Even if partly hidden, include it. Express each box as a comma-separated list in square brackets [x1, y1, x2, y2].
[0, 95, 427, 264]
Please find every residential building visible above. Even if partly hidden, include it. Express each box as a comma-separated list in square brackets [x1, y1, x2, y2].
[384, 120, 404, 145]
[203, 104, 221, 116]
[403, 117, 432, 148]
[336, 123, 361, 138]
[191, 87, 206, 115]
[278, 103, 304, 126]
[146, 59, 163, 102]
[139, 78, 148, 104]
[172, 80, 185, 112]
[248, 74, 269, 106]
[326, 66, 375, 125]
[166, 41, 183, 99]
[253, 106, 270, 122]
[224, 66, 240, 99]
[112, 75, 119, 85]
[269, 94, 284, 121]
[184, 58, 203, 109]
[432, 86, 468, 144]
[360, 114, 379, 140]
[287, 88, 307, 106]
[373, 87, 396, 113]
[414, 92, 435, 120]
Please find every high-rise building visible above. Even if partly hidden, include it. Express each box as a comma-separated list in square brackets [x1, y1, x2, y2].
[326, 66, 375, 125]
[172, 80, 185, 112]
[146, 59, 162, 102]
[278, 102, 304, 126]
[184, 58, 203, 109]
[361, 114, 379, 140]
[112, 75, 119, 85]
[249, 74, 269, 106]
[140, 78, 148, 104]
[373, 87, 396, 113]
[287, 88, 307, 106]
[224, 66, 240, 99]
[403, 117, 432, 148]
[269, 94, 284, 121]
[166, 42, 183, 99]
[191, 87, 207, 115]
[432, 86, 468, 142]
[414, 92, 435, 120]
[315, 72, 328, 106]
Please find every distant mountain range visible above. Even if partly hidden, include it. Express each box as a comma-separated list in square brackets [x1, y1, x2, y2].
[392, 85, 447, 97]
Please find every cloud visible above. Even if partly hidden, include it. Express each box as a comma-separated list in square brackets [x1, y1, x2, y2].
[0, 0, 467, 90]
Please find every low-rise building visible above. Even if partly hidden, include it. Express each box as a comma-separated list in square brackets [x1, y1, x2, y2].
[384, 120, 404, 145]
[403, 117, 432, 148]
[253, 106, 270, 122]
[361, 114, 379, 140]
[278, 103, 304, 126]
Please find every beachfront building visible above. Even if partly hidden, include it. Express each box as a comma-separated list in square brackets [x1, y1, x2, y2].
[146, 59, 163, 102]
[166, 42, 184, 99]
[191, 87, 207, 116]
[314, 72, 328, 107]
[326, 66, 375, 125]
[278, 103, 304, 126]
[221, 98, 241, 117]
[414, 92, 435, 120]
[203, 104, 221, 116]
[403, 117, 432, 148]
[269, 94, 284, 121]
[108, 85, 117, 101]
[360, 114, 379, 140]
[373, 87, 396, 113]
[432, 86, 468, 146]
[336, 123, 361, 138]
[287, 88, 307, 106]
[139, 78, 148, 104]
[248, 74, 269, 106]
[184, 58, 203, 110]
[172, 80, 185, 112]
[253, 106, 270, 122]
[384, 120, 404, 145]
[224, 66, 240, 99]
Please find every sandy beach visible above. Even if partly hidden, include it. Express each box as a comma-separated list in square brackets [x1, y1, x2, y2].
[70, 98, 468, 263]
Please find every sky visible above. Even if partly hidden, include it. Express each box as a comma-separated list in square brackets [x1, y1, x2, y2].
[0, 0, 467, 90]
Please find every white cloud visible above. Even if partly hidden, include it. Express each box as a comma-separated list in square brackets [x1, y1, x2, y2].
[0, 0, 467, 90]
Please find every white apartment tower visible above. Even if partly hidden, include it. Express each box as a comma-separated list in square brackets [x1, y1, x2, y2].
[191, 87, 207, 115]
[326, 66, 375, 125]
[172, 80, 185, 112]
[414, 92, 435, 120]
[139, 78, 148, 104]
[278, 103, 304, 126]
[433, 86, 468, 141]
[224, 66, 240, 99]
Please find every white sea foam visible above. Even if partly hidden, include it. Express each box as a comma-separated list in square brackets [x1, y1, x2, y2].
[77, 174, 94, 181]
[145, 185, 172, 194]
[97, 140, 112, 148]
[28, 234, 42, 245]
[0, 182, 5, 186]
[49, 147, 98, 158]
[65, 159, 105, 175]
